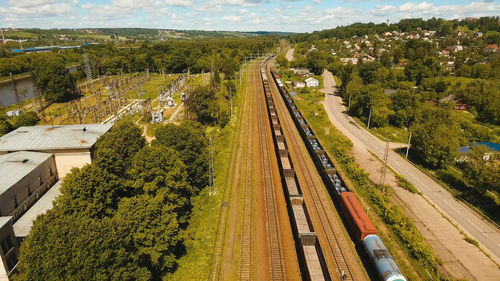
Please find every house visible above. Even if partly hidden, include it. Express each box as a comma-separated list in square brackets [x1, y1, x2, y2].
[439, 95, 468, 111]
[0, 124, 113, 177]
[293, 81, 305, 88]
[485, 44, 500, 53]
[305, 77, 319, 88]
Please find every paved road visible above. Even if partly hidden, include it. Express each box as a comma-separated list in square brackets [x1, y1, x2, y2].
[321, 69, 500, 261]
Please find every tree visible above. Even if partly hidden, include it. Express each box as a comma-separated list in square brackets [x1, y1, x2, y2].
[191, 85, 218, 125]
[31, 55, 79, 103]
[114, 195, 182, 277]
[306, 50, 327, 75]
[380, 51, 392, 68]
[461, 146, 499, 193]
[410, 106, 459, 168]
[14, 212, 151, 281]
[93, 119, 146, 177]
[0, 115, 13, 136]
[154, 121, 209, 191]
[11, 111, 39, 128]
[56, 164, 128, 218]
[127, 145, 194, 223]
[393, 46, 403, 64]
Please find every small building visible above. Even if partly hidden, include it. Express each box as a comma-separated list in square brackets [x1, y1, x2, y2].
[0, 124, 113, 177]
[0, 151, 58, 221]
[5, 110, 21, 117]
[0, 217, 18, 280]
[439, 95, 468, 111]
[305, 77, 319, 88]
[293, 81, 305, 88]
[289, 67, 310, 75]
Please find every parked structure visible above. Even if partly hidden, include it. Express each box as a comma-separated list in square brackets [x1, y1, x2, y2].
[0, 124, 113, 177]
[292, 81, 305, 88]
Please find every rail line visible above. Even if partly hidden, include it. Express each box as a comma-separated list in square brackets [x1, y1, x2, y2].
[256, 62, 287, 281]
[264, 63, 354, 281]
[239, 67, 255, 281]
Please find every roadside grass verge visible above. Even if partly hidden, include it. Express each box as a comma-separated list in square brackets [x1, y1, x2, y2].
[292, 97, 446, 280]
[395, 174, 422, 195]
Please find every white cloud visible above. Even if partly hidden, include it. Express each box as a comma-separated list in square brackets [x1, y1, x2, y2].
[223, 15, 242, 22]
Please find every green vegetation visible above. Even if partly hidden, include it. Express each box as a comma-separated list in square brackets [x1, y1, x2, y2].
[292, 97, 445, 279]
[0, 110, 39, 137]
[14, 119, 209, 280]
[396, 174, 421, 195]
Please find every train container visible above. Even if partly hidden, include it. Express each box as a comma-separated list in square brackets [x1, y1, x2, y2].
[276, 135, 287, 151]
[283, 169, 301, 196]
[339, 192, 378, 243]
[362, 235, 406, 281]
[279, 150, 292, 170]
[291, 197, 313, 234]
[273, 124, 282, 137]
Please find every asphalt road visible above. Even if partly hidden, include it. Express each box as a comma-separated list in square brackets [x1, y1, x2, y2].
[321, 69, 500, 261]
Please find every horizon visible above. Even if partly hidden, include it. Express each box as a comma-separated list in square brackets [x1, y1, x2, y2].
[0, 1, 499, 33]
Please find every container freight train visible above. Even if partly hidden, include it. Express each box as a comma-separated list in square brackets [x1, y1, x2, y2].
[269, 68, 406, 281]
[260, 65, 329, 281]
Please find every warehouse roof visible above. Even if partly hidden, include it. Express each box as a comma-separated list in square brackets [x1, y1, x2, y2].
[0, 151, 54, 195]
[0, 124, 113, 152]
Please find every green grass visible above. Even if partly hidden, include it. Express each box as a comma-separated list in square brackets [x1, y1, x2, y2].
[370, 125, 410, 143]
[396, 174, 421, 195]
[296, 89, 325, 102]
[168, 70, 246, 280]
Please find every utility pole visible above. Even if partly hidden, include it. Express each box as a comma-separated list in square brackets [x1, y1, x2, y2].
[229, 86, 232, 118]
[209, 134, 216, 196]
[367, 108, 372, 129]
[405, 131, 412, 159]
[379, 138, 390, 192]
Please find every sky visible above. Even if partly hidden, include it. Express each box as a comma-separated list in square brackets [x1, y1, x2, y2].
[0, 0, 499, 33]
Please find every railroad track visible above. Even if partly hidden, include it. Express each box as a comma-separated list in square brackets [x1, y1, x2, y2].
[265, 64, 354, 281]
[256, 64, 287, 281]
[239, 69, 255, 281]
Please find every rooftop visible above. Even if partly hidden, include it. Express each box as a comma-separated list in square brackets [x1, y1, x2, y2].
[0, 151, 54, 195]
[0, 124, 113, 152]
[13, 180, 61, 237]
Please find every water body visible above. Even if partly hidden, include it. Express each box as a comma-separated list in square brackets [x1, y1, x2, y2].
[0, 66, 78, 107]
[0, 75, 38, 107]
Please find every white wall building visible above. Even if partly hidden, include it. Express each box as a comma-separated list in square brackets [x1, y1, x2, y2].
[305, 77, 319, 88]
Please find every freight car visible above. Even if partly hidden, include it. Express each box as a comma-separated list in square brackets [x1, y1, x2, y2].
[269, 67, 406, 281]
[260, 66, 329, 281]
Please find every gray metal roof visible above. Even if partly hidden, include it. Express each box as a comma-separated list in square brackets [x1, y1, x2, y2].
[0, 151, 54, 195]
[0, 216, 13, 229]
[0, 124, 113, 152]
[13, 180, 61, 237]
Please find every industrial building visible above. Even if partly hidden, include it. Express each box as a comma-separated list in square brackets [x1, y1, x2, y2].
[0, 124, 113, 177]
[0, 151, 58, 221]
[0, 217, 18, 281]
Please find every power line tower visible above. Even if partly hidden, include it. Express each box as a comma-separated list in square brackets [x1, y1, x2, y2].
[379, 138, 390, 193]
[209, 134, 216, 196]
[83, 48, 92, 82]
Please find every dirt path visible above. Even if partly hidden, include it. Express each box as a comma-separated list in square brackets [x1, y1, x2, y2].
[286, 49, 294, 62]
[320, 70, 500, 280]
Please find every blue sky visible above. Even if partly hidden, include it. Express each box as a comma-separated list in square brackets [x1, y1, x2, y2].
[0, 0, 499, 32]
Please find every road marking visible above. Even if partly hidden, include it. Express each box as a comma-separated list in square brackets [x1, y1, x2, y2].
[442, 200, 461, 214]
[466, 218, 485, 233]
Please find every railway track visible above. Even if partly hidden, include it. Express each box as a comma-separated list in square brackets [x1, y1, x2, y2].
[265, 64, 354, 281]
[239, 69, 255, 281]
[256, 63, 287, 281]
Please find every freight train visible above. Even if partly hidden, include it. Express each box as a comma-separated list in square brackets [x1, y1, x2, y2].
[267, 66, 406, 281]
[260, 64, 330, 281]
